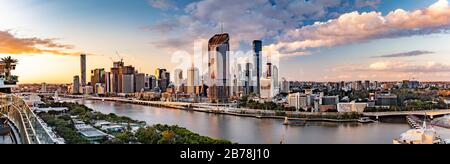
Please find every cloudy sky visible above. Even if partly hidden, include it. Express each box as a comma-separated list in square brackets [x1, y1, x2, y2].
[1, 0, 450, 83]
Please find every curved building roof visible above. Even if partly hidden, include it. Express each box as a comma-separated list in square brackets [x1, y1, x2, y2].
[208, 33, 229, 47]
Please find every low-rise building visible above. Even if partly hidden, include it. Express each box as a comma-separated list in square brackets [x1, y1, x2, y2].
[337, 101, 368, 113]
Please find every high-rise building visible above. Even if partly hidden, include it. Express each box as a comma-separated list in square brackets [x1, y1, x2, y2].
[105, 72, 111, 93]
[174, 69, 183, 90]
[111, 67, 119, 93]
[145, 75, 157, 90]
[253, 40, 262, 96]
[155, 68, 170, 92]
[134, 73, 145, 93]
[110, 60, 124, 93]
[118, 65, 135, 93]
[280, 78, 290, 94]
[244, 62, 252, 95]
[272, 65, 279, 97]
[73, 76, 80, 94]
[80, 54, 86, 87]
[122, 74, 134, 94]
[90, 68, 105, 93]
[187, 66, 199, 94]
[208, 33, 230, 103]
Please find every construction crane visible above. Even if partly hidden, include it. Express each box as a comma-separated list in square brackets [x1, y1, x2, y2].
[116, 51, 124, 63]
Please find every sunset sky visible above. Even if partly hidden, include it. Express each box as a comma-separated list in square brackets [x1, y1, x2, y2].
[1, 0, 450, 83]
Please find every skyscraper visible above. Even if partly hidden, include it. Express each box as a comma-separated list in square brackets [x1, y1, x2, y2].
[280, 78, 290, 94]
[105, 72, 111, 93]
[253, 40, 262, 96]
[244, 62, 252, 95]
[272, 65, 279, 97]
[80, 54, 86, 87]
[134, 73, 146, 93]
[109, 60, 124, 94]
[208, 33, 230, 103]
[122, 74, 134, 94]
[174, 69, 183, 90]
[73, 75, 80, 94]
[187, 66, 199, 94]
[90, 68, 105, 93]
[119, 65, 135, 93]
[155, 68, 170, 92]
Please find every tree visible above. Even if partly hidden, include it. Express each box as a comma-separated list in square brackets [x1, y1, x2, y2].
[1, 56, 18, 79]
[136, 127, 161, 144]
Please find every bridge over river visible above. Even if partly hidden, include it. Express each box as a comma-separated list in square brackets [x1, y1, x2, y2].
[363, 109, 450, 119]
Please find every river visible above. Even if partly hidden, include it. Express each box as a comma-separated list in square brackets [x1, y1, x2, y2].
[75, 99, 412, 144]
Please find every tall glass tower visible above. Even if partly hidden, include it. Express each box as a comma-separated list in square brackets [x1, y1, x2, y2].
[253, 40, 262, 96]
[208, 33, 230, 103]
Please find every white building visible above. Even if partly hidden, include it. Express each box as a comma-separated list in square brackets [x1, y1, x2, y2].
[271, 65, 279, 97]
[260, 78, 271, 100]
[337, 101, 368, 113]
[288, 92, 308, 111]
[174, 69, 183, 90]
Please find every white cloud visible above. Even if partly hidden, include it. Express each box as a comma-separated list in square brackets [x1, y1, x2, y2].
[270, 0, 450, 55]
[148, 0, 177, 10]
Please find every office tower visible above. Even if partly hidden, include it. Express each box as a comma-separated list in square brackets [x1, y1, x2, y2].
[155, 68, 169, 92]
[147, 75, 157, 90]
[110, 60, 124, 94]
[111, 67, 120, 93]
[105, 72, 111, 93]
[90, 68, 105, 93]
[253, 40, 262, 96]
[174, 69, 183, 90]
[280, 78, 290, 94]
[272, 65, 279, 97]
[208, 33, 230, 103]
[244, 62, 252, 95]
[134, 73, 145, 93]
[122, 74, 134, 94]
[144, 75, 151, 91]
[118, 65, 135, 93]
[187, 66, 199, 94]
[73, 76, 80, 94]
[80, 54, 86, 87]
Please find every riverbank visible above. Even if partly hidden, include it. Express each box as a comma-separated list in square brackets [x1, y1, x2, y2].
[76, 100, 413, 144]
[190, 108, 360, 123]
[67, 96, 363, 123]
[40, 101, 233, 144]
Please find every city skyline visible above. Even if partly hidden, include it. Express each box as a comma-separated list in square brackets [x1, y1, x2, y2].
[1, 0, 450, 83]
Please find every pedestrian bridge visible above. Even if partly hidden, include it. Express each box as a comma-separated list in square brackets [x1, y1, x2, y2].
[1, 94, 59, 144]
[363, 109, 450, 119]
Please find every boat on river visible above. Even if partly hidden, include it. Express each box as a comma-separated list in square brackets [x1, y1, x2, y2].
[358, 117, 376, 123]
[283, 117, 306, 126]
